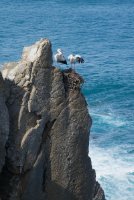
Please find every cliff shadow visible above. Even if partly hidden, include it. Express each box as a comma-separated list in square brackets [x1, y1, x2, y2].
[0, 77, 29, 200]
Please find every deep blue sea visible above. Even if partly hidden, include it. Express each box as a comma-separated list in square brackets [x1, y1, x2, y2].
[0, 0, 134, 199]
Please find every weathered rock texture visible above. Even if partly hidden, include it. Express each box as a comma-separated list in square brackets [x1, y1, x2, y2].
[0, 39, 105, 200]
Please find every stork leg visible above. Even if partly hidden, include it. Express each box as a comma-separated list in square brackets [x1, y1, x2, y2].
[71, 63, 72, 69]
[73, 63, 75, 70]
[58, 63, 62, 70]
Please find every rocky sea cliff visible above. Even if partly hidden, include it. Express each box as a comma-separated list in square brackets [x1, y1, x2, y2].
[0, 39, 105, 200]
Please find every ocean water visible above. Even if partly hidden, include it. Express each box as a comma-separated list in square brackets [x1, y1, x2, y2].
[0, 0, 134, 199]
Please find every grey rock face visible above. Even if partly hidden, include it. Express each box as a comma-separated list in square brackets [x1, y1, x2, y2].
[0, 39, 105, 200]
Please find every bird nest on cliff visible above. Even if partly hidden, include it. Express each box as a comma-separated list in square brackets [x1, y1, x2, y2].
[62, 68, 84, 91]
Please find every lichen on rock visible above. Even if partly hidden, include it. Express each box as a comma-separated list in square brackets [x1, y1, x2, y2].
[0, 39, 105, 200]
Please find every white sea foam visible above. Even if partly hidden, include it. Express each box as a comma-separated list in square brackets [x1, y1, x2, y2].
[89, 144, 134, 200]
[91, 112, 126, 127]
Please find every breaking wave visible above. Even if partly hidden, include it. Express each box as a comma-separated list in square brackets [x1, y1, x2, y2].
[89, 144, 134, 200]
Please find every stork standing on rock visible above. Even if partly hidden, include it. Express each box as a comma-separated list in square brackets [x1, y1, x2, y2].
[54, 49, 67, 66]
[68, 54, 84, 69]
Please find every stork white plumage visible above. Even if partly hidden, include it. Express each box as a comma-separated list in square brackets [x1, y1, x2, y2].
[68, 54, 84, 68]
[54, 49, 67, 66]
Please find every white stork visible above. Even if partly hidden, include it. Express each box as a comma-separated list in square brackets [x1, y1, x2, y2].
[68, 54, 84, 68]
[54, 49, 67, 65]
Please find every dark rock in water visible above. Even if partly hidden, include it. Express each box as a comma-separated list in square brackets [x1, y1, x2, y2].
[0, 39, 105, 200]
